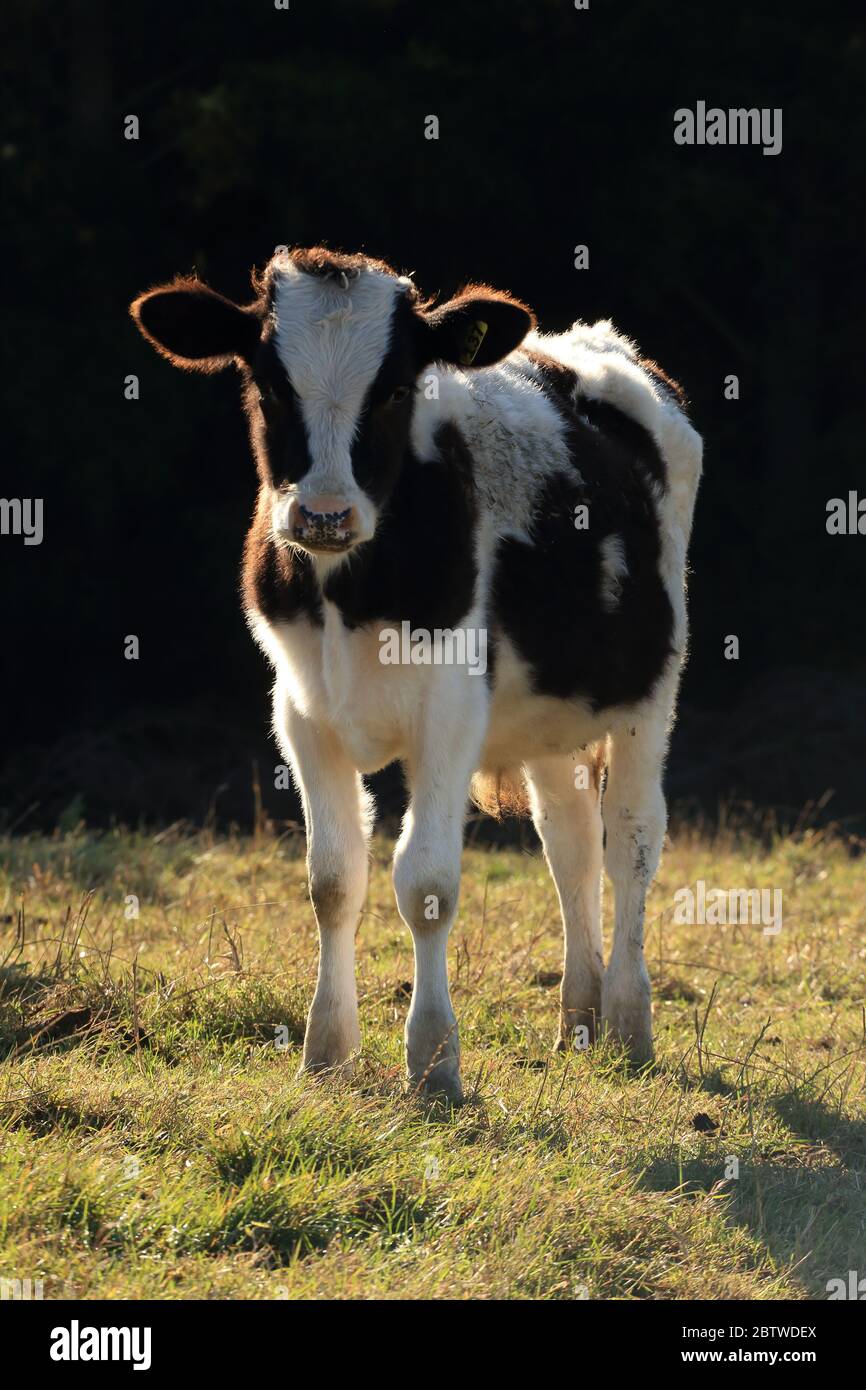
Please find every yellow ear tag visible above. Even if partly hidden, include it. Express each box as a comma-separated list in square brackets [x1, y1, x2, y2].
[458, 319, 489, 366]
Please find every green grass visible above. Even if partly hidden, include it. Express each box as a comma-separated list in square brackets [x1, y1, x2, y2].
[0, 818, 864, 1300]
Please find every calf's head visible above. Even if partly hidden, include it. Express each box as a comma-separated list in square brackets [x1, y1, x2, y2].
[130, 248, 534, 559]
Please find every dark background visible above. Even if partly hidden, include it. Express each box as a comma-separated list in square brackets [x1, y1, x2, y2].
[2, 0, 864, 835]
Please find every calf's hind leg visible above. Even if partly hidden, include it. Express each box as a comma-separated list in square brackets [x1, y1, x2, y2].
[525, 751, 605, 1050]
[601, 711, 669, 1066]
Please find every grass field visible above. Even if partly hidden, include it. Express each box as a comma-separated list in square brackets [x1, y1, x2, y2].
[0, 816, 864, 1301]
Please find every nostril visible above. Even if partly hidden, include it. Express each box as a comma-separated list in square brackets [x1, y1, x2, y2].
[287, 496, 358, 551]
[299, 504, 353, 528]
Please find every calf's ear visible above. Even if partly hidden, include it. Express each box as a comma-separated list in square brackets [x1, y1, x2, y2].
[419, 284, 536, 368]
[129, 277, 261, 371]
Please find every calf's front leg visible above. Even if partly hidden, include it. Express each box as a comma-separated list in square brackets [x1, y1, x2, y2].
[393, 676, 487, 1103]
[276, 689, 371, 1073]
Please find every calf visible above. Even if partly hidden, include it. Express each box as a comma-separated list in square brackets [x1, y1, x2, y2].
[130, 246, 702, 1101]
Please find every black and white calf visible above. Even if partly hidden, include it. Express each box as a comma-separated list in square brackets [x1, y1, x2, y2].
[131, 247, 702, 1100]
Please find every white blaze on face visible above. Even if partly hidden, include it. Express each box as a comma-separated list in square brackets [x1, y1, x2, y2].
[270, 262, 407, 546]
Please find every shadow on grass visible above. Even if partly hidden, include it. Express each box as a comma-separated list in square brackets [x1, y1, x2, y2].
[0, 961, 57, 1003]
[634, 1086, 866, 1298]
[771, 1091, 866, 1169]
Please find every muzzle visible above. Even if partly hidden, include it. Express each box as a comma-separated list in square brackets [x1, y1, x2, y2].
[279, 494, 359, 553]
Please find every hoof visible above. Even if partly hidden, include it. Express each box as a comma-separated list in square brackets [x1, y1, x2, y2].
[408, 1064, 464, 1106]
[599, 1011, 654, 1067]
[602, 963, 653, 1067]
[608, 1030, 654, 1068]
[405, 1010, 461, 1104]
[301, 1001, 360, 1078]
[298, 1052, 357, 1081]
[556, 1005, 600, 1055]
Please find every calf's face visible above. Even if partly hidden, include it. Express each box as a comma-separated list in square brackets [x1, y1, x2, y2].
[130, 249, 534, 560]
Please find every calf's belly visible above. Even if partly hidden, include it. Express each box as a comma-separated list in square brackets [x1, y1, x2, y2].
[481, 691, 610, 769]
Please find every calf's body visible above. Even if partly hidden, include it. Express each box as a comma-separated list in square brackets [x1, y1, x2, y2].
[131, 248, 702, 1100]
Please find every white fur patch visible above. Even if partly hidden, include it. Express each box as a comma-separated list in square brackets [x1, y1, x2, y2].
[599, 532, 629, 611]
[269, 261, 405, 543]
[411, 358, 574, 544]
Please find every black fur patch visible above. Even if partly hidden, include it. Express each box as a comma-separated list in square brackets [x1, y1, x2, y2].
[244, 338, 314, 489]
[323, 422, 477, 630]
[242, 491, 322, 626]
[521, 347, 668, 491]
[492, 352, 675, 709]
[242, 421, 478, 636]
[346, 294, 424, 507]
[580, 396, 667, 493]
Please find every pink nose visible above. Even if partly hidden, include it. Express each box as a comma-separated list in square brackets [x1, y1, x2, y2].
[286, 495, 358, 551]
